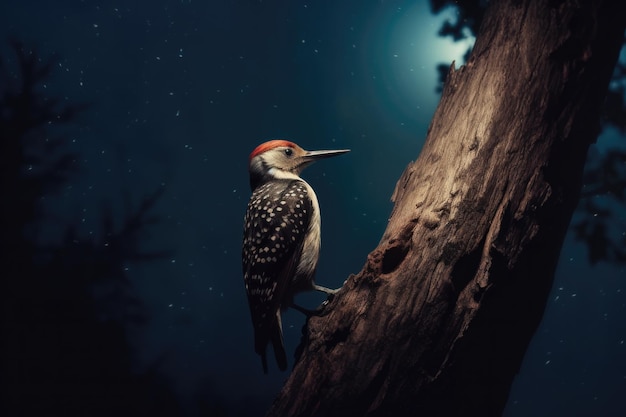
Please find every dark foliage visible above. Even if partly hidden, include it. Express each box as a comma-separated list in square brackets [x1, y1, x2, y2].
[603, 59, 626, 133]
[429, 0, 485, 40]
[0, 40, 181, 416]
[575, 147, 626, 264]
[431, 0, 626, 265]
[430, 0, 484, 91]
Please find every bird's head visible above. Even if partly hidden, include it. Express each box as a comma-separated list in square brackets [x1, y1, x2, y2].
[248, 140, 349, 190]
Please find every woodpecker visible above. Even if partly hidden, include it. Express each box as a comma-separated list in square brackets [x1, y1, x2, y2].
[242, 139, 349, 373]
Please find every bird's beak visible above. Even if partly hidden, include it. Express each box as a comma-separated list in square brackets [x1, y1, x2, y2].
[303, 148, 351, 161]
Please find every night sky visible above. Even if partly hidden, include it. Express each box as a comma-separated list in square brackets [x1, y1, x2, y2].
[1, 1, 624, 416]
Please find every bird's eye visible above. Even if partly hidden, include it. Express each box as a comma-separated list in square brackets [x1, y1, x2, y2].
[284, 148, 293, 157]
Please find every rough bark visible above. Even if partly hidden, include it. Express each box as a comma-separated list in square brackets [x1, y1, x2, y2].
[267, 1, 626, 416]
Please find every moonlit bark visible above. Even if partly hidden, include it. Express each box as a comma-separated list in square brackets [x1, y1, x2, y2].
[267, 1, 626, 416]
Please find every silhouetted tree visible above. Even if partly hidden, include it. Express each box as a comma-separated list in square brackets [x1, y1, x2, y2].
[267, 1, 625, 416]
[0, 40, 180, 417]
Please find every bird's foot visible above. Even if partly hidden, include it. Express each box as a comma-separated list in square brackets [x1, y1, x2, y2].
[312, 284, 340, 296]
[290, 284, 341, 317]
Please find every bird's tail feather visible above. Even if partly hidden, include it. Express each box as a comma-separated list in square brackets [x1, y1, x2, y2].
[271, 309, 287, 371]
[256, 310, 287, 373]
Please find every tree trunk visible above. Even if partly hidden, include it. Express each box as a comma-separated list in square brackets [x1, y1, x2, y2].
[267, 1, 626, 416]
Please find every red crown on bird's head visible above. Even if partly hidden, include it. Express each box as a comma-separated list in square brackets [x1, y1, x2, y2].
[249, 140, 298, 161]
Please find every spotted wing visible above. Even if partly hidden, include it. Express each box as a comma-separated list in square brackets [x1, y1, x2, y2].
[242, 179, 313, 369]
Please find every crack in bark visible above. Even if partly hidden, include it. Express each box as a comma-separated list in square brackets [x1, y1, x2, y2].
[380, 220, 417, 274]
